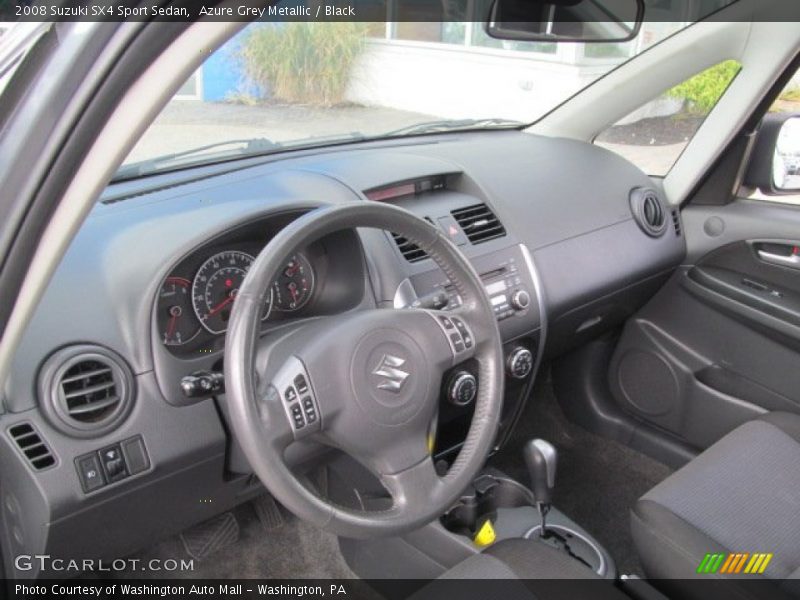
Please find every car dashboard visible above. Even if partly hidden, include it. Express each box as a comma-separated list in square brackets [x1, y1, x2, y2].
[0, 130, 685, 576]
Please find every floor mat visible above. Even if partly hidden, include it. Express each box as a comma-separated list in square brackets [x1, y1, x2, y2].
[112, 501, 364, 581]
[490, 370, 673, 576]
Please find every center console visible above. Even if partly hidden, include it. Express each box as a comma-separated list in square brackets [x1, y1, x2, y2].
[333, 446, 616, 584]
[402, 243, 543, 458]
[441, 471, 613, 578]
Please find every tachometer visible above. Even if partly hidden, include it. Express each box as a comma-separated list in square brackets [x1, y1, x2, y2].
[192, 251, 272, 334]
[272, 254, 315, 312]
[158, 277, 201, 346]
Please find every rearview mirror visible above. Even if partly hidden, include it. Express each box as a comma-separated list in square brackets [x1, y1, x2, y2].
[745, 114, 800, 195]
[486, 0, 644, 43]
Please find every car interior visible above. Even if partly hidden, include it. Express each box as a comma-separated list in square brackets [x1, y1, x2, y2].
[0, 1, 799, 599]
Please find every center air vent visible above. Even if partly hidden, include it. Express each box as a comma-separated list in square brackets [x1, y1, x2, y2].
[39, 345, 134, 438]
[391, 217, 435, 263]
[392, 233, 428, 263]
[451, 203, 506, 244]
[630, 188, 668, 238]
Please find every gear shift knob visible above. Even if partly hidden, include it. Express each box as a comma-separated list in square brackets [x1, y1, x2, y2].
[523, 438, 557, 505]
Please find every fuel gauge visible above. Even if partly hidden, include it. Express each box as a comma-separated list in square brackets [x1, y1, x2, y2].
[272, 254, 315, 312]
[159, 277, 201, 346]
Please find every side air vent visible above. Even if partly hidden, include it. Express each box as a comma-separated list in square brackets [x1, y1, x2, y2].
[630, 188, 668, 238]
[671, 209, 682, 237]
[39, 345, 134, 438]
[8, 423, 56, 471]
[451, 203, 506, 244]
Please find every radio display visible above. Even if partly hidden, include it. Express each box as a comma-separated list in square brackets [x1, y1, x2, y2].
[485, 280, 507, 296]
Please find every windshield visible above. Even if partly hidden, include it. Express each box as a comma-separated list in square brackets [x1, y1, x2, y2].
[119, 19, 693, 179]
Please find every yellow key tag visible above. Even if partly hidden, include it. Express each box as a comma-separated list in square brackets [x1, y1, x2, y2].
[474, 519, 496, 547]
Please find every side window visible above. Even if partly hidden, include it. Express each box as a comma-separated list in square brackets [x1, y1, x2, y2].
[745, 69, 800, 205]
[595, 60, 741, 176]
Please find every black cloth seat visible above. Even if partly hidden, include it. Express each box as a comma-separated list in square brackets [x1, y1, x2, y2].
[409, 538, 628, 600]
[632, 412, 800, 600]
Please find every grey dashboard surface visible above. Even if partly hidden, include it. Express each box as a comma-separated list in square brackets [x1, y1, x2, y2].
[4, 129, 682, 413]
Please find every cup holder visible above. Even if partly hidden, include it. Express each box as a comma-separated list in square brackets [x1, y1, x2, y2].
[441, 474, 535, 538]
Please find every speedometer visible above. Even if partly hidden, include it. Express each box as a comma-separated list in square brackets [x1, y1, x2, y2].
[192, 251, 272, 334]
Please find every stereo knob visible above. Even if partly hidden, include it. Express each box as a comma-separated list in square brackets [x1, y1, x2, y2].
[507, 347, 534, 379]
[511, 289, 531, 310]
[447, 371, 478, 407]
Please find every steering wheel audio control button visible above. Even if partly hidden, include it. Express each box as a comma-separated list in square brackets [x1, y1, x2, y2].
[290, 405, 305, 429]
[302, 397, 317, 423]
[284, 386, 298, 403]
[294, 374, 309, 395]
[271, 356, 321, 439]
[432, 312, 476, 360]
[450, 333, 466, 353]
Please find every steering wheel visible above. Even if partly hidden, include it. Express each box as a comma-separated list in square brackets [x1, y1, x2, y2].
[224, 202, 504, 538]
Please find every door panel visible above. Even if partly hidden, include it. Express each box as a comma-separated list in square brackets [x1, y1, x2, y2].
[608, 201, 800, 451]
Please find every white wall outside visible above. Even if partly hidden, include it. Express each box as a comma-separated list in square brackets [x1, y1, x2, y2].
[346, 39, 620, 122]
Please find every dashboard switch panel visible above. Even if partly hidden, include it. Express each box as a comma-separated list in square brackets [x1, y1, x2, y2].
[75, 435, 150, 494]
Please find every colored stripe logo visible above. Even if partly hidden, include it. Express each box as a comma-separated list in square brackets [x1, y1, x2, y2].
[697, 552, 773, 574]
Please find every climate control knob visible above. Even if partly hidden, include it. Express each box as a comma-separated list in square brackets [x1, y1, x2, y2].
[447, 371, 478, 407]
[507, 347, 534, 379]
[511, 289, 531, 311]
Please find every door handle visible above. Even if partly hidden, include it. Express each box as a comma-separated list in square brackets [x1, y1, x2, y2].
[757, 249, 800, 269]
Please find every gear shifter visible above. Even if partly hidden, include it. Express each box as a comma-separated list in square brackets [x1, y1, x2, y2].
[523, 439, 557, 537]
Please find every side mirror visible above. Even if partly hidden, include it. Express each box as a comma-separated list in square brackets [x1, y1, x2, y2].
[485, 0, 644, 43]
[745, 113, 800, 195]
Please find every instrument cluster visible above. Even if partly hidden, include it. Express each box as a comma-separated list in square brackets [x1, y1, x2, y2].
[157, 250, 316, 347]
[153, 213, 367, 359]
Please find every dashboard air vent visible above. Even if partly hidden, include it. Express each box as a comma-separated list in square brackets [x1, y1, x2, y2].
[451, 203, 506, 244]
[671, 209, 682, 237]
[60, 360, 120, 421]
[8, 423, 55, 471]
[630, 188, 668, 238]
[39, 346, 134, 438]
[391, 233, 428, 263]
[391, 217, 435, 263]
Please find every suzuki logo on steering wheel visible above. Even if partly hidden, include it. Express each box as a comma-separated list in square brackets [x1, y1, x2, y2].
[372, 354, 410, 393]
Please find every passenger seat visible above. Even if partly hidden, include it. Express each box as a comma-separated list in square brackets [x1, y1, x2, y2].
[631, 412, 800, 599]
